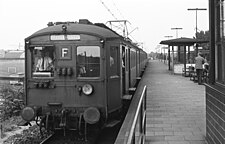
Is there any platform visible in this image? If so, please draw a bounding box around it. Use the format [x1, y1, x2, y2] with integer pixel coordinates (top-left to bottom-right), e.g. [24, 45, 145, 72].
[145, 60, 206, 144]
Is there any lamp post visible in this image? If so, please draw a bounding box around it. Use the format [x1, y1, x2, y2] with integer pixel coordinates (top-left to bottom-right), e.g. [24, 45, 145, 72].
[171, 28, 182, 38]
[187, 8, 207, 55]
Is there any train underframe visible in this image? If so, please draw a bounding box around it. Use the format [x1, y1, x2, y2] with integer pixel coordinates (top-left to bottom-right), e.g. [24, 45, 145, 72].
[34, 105, 104, 141]
[33, 104, 125, 142]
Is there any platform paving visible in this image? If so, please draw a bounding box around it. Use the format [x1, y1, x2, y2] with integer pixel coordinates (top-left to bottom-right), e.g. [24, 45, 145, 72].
[145, 60, 206, 144]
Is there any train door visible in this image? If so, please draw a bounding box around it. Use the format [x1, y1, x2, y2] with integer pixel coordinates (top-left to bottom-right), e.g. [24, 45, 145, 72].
[107, 45, 121, 112]
[122, 46, 126, 94]
[121, 45, 130, 94]
[125, 48, 130, 93]
[136, 50, 140, 77]
[128, 49, 131, 88]
[138, 50, 141, 76]
[55, 45, 76, 105]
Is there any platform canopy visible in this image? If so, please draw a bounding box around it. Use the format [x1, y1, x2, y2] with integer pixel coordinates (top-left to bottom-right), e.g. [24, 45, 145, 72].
[160, 37, 208, 46]
[159, 37, 209, 75]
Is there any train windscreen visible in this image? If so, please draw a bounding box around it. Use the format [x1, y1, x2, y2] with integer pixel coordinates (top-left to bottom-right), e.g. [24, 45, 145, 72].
[77, 46, 100, 77]
[32, 46, 54, 78]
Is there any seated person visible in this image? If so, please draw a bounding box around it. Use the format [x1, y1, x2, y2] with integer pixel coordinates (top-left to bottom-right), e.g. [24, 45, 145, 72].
[36, 51, 53, 72]
[77, 65, 86, 77]
[110, 56, 114, 67]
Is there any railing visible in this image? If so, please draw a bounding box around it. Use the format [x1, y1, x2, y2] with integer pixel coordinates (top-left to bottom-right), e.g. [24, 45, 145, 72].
[127, 85, 146, 144]
[115, 85, 147, 144]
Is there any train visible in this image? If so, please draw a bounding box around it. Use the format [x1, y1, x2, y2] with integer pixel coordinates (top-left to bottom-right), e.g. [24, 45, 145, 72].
[21, 19, 148, 141]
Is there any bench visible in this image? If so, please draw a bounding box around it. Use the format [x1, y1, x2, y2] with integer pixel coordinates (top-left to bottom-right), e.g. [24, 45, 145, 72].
[190, 69, 209, 83]
[189, 67, 197, 82]
[202, 70, 209, 83]
[182, 66, 195, 77]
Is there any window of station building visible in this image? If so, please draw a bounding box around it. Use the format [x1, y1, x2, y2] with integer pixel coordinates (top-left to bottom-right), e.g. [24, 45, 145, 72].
[109, 46, 119, 76]
[77, 46, 100, 77]
[216, 0, 225, 84]
[32, 47, 55, 78]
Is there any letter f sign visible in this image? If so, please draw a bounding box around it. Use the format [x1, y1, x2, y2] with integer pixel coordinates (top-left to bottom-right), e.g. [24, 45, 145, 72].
[62, 48, 68, 57]
[61, 47, 71, 59]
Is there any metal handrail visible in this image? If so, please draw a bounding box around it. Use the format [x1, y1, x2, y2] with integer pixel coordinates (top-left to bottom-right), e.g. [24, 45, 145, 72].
[127, 85, 147, 144]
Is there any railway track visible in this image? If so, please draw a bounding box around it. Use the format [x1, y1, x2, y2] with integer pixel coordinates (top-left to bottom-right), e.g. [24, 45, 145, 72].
[40, 131, 91, 144]
[39, 122, 122, 144]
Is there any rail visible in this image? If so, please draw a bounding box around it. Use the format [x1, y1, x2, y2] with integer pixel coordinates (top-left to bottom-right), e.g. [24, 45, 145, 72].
[115, 85, 147, 144]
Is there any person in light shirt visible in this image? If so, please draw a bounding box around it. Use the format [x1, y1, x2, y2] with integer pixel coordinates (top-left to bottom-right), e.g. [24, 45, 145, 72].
[36, 51, 53, 72]
[195, 52, 206, 85]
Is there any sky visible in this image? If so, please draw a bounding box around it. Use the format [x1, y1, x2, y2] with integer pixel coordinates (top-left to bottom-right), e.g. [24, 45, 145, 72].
[0, 0, 208, 53]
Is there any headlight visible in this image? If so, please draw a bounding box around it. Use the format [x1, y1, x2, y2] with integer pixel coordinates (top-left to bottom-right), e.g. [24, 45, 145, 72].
[82, 84, 93, 95]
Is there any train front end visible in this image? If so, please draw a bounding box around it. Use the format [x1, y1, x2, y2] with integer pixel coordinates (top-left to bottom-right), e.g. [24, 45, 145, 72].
[21, 21, 117, 135]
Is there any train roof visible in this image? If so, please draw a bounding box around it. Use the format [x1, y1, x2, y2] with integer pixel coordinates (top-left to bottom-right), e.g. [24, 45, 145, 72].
[26, 20, 121, 40]
[25, 19, 145, 51]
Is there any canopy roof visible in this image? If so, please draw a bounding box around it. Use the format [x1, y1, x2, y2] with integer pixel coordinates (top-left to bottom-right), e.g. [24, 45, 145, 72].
[160, 37, 208, 46]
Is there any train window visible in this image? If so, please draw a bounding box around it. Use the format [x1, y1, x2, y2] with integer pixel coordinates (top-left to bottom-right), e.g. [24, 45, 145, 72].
[77, 46, 100, 77]
[130, 49, 136, 68]
[109, 46, 118, 76]
[32, 47, 55, 78]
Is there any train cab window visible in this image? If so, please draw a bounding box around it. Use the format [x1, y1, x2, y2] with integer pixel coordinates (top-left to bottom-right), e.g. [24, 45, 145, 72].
[32, 47, 54, 78]
[77, 46, 100, 77]
[109, 46, 118, 76]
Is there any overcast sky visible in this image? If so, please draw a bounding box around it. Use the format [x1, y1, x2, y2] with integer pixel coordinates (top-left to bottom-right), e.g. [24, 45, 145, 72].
[0, 0, 208, 53]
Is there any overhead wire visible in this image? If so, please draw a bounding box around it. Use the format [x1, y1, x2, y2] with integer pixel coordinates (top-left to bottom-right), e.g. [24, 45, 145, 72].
[111, 0, 125, 20]
[110, 0, 140, 42]
[99, 0, 140, 45]
[99, 0, 118, 20]
[99, 0, 126, 34]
